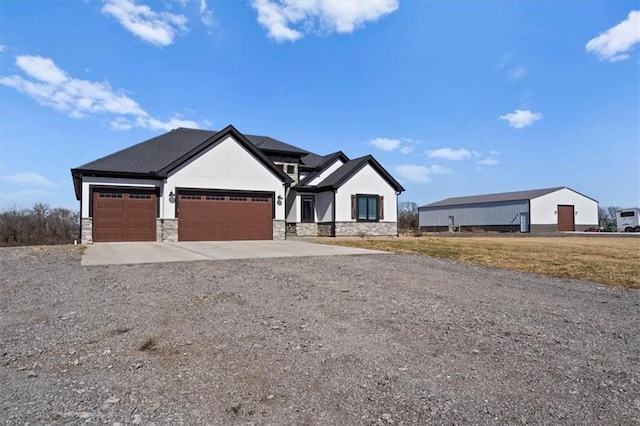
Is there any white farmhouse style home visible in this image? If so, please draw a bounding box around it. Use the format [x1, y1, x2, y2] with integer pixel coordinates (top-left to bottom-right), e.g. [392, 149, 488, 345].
[71, 125, 404, 243]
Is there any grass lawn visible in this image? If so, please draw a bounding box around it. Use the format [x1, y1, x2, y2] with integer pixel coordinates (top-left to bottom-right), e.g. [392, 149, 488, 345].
[324, 235, 640, 289]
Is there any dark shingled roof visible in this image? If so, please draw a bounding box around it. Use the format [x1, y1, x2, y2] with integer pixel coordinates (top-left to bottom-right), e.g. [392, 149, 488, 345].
[245, 135, 308, 155]
[297, 155, 404, 192]
[71, 125, 296, 199]
[297, 152, 349, 186]
[75, 127, 308, 174]
[419, 187, 570, 208]
[77, 128, 217, 173]
[300, 152, 326, 169]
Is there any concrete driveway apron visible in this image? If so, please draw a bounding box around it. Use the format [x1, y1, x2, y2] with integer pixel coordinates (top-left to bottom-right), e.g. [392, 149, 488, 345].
[81, 240, 388, 266]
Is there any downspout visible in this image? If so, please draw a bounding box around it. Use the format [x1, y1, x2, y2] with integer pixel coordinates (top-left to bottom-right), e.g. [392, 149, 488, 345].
[396, 191, 400, 237]
[331, 189, 336, 237]
[78, 194, 82, 244]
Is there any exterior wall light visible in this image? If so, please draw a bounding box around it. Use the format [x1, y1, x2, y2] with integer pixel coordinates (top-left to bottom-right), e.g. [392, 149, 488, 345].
[277, 195, 283, 205]
[168, 191, 176, 203]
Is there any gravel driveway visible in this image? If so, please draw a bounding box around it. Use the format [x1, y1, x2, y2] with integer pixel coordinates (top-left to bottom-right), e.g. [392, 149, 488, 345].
[1, 245, 639, 425]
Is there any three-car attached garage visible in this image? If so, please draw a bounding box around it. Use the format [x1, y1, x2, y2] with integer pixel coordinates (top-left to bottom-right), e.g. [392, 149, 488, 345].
[90, 188, 274, 242]
[74, 126, 291, 243]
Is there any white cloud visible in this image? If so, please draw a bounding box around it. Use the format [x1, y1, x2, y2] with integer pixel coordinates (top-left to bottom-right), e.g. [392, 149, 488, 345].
[200, 0, 214, 28]
[395, 164, 451, 184]
[586, 10, 640, 62]
[102, 0, 188, 47]
[395, 165, 431, 184]
[4, 172, 58, 189]
[427, 147, 472, 161]
[0, 45, 5, 52]
[370, 137, 416, 153]
[430, 165, 452, 174]
[499, 109, 542, 129]
[370, 137, 401, 152]
[477, 151, 499, 166]
[16, 55, 68, 84]
[0, 189, 58, 205]
[251, 0, 399, 42]
[508, 66, 527, 80]
[1, 55, 200, 131]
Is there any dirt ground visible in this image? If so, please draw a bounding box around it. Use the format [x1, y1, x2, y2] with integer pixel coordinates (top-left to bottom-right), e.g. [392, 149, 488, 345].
[1, 245, 639, 425]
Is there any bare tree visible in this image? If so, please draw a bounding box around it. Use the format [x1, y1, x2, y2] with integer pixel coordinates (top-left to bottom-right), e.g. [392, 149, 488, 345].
[598, 206, 620, 229]
[0, 204, 79, 246]
[398, 201, 419, 231]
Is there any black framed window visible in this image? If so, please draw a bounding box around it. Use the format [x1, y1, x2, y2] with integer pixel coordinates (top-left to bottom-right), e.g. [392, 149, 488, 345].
[357, 195, 378, 222]
[301, 196, 314, 223]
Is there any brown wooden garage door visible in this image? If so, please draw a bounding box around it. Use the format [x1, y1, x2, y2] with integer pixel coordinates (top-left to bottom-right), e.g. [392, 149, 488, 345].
[557, 204, 575, 231]
[178, 192, 272, 241]
[92, 189, 157, 242]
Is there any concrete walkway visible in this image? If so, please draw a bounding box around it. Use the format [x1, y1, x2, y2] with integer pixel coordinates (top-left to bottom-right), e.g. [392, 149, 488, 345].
[81, 240, 388, 266]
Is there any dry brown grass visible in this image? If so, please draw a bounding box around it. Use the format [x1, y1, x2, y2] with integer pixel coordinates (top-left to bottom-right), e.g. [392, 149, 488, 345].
[324, 236, 640, 289]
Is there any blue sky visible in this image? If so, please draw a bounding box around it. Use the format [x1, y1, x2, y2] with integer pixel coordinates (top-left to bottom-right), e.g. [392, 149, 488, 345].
[1, 0, 638, 211]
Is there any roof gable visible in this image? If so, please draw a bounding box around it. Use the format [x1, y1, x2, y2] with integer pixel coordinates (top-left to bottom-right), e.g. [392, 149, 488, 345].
[313, 155, 404, 192]
[297, 151, 349, 186]
[71, 125, 293, 200]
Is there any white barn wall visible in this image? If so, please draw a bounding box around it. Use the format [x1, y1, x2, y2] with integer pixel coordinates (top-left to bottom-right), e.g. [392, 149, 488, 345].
[165, 136, 286, 220]
[531, 188, 598, 226]
[335, 164, 398, 222]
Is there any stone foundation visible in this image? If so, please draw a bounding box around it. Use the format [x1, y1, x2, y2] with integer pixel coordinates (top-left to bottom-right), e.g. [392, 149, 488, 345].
[335, 221, 398, 237]
[296, 222, 318, 237]
[273, 220, 286, 240]
[81, 218, 93, 244]
[286, 223, 297, 237]
[159, 219, 178, 242]
[317, 222, 333, 237]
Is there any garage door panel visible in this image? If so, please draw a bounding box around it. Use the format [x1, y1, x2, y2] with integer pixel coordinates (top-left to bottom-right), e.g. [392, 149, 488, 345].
[93, 189, 157, 242]
[178, 192, 272, 241]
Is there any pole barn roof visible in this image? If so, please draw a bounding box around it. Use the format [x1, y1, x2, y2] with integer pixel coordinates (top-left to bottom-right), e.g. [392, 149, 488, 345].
[419, 186, 597, 209]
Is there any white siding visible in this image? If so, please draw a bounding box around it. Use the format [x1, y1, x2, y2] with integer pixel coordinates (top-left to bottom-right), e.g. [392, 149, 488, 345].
[531, 188, 598, 225]
[316, 191, 334, 222]
[286, 190, 298, 222]
[81, 176, 159, 217]
[165, 135, 286, 220]
[307, 159, 345, 186]
[334, 164, 398, 222]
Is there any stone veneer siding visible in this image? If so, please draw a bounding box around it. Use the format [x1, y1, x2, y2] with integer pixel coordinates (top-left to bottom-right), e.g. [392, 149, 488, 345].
[296, 222, 318, 237]
[273, 220, 286, 240]
[335, 221, 398, 237]
[317, 222, 333, 237]
[81, 218, 93, 244]
[159, 219, 178, 242]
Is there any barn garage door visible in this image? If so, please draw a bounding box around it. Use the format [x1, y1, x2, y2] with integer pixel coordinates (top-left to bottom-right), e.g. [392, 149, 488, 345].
[92, 188, 157, 242]
[178, 191, 273, 241]
[557, 205, 575, 231]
